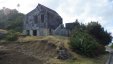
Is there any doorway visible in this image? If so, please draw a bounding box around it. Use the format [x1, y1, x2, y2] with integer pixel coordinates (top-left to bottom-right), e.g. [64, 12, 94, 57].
[33, 30, 37, 36]
[26, 30, 30, 35]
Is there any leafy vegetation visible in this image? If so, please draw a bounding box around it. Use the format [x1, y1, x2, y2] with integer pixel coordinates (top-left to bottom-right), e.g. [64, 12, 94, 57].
[5, 30, 20, 41]
[110, 43, 113, 48]
[0, 29, 7, 40]
[0, 8, 25, 32]
[70, 30, 105, 57]
[69, 21, 111, 57]
[87, 22, 112, 46]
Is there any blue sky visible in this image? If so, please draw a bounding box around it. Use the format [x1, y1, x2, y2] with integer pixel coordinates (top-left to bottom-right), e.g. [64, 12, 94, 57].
[0, 0, 113, 36]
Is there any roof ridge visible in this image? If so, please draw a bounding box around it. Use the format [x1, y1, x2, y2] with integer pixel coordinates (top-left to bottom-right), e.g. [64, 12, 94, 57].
[37, 3, 58, 14]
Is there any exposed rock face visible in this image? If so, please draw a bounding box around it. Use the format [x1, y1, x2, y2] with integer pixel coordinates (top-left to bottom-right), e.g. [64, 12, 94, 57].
[57, 47, 71, 60]
[56, 42, 71, 60]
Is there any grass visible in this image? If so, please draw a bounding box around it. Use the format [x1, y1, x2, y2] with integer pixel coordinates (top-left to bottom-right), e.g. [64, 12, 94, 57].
[1, 35, 109, 64]
[0, 29, 8, 33]
[17, 36, 69, 46]
[49, 54, 108, 64]
[16, 35, 109, 64]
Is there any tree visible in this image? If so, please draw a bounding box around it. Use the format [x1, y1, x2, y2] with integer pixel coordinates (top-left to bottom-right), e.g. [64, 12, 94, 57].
[6, 13, 24, 32]
[0, 8, 25, 32]
[69, 30, 105, 57]
[86, 22, 112, 45]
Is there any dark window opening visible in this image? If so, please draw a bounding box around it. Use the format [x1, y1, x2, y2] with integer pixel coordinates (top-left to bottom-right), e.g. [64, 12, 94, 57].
[26, 30, 30, 35]
[34, 15, 38, 23]
[33, 30, 37, 36]
[41, 14, 44, 22]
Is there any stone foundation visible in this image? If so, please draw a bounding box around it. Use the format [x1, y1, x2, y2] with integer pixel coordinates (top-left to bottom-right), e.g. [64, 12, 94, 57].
[23, 28, 49, 36]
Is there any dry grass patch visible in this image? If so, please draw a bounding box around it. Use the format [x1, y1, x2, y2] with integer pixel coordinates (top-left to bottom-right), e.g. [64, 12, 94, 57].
[17, 36, 69, 47]
[48, 53, 108, 64]
[18, 36, 45, 42]
[10, 36, 109, 64]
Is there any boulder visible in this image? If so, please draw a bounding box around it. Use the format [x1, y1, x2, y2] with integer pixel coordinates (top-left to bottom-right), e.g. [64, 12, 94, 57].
[57, 46, 71, 60]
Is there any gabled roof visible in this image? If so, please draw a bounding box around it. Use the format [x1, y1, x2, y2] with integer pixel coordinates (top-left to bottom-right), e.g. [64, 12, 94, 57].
[26, 3, 60, 17]
[38, 4, 58, 15]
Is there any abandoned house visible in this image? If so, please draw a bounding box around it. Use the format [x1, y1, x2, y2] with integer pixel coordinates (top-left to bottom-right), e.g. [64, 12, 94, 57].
[23, 4, 75, 36]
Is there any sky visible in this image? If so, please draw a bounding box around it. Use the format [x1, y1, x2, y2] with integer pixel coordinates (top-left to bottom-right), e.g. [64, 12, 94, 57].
[0, 0, 113, 36]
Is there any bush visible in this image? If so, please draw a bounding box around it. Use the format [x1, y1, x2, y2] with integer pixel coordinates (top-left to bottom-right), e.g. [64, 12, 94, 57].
[111, 43, 113, 48]
[69, 30, 105, 57]
[0, 29, 8, 40]
[5, 30, 19, 41]
[87, 22, 112, 46]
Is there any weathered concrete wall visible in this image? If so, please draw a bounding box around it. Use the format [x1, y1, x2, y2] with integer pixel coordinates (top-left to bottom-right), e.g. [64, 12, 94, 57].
[23, 4, 63, 36]
[53, 24, 69, 36]
[23, 28, 49, 36]
[24, 4, 62, 30]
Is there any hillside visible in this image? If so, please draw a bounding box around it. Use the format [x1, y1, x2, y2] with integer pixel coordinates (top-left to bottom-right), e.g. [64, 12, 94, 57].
[0, 8, 25, 32]
[0, 36, 108, 64]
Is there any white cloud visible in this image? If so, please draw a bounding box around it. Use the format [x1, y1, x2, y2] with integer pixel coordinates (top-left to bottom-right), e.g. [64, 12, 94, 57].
[55, 0, 113, 35]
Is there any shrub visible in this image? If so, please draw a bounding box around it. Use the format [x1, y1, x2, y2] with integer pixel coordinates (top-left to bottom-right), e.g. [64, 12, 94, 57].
[69, 30, 105, 57]
[0, 29, 8, 40]
[87, 22, 112, 46]
[111, 43, 113, 48]
[5, 30, 19, 41]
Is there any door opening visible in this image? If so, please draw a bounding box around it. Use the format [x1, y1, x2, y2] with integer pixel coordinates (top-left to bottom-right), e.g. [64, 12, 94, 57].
[33, 30, 37, 36]
[26, 30, 30, 35]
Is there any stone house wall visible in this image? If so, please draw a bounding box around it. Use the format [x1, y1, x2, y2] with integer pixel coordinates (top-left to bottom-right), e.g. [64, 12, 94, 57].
[23, 4, 63, 36]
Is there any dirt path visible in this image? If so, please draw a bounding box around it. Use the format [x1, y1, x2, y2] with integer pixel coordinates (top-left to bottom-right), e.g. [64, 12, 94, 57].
[0, 45, 43, 64]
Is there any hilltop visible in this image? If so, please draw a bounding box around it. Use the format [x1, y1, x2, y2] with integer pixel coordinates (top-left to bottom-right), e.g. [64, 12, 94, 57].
[0, 36, 108, 64]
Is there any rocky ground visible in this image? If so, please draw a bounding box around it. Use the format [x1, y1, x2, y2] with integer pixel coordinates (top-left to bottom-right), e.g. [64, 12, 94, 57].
[0, 45, 43, 64]
[0, 39, 62, 64]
